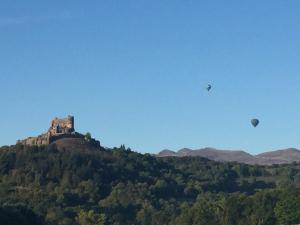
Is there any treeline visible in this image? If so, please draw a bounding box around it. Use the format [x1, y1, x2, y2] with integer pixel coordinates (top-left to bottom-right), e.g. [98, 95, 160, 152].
[0, 144, 300, 225]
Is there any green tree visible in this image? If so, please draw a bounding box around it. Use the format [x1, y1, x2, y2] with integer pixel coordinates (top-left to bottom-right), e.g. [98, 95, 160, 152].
[275, 188, 300, 225]
[248, 191, 277, 225]
[46, 207, 65, 224]
[76, 209, 105, 225]
[85, 132, 92, 140]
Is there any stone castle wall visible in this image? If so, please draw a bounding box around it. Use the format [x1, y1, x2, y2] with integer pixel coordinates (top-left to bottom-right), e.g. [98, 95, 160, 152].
[49, 132, 84, 143]
[18, 134, 49, 146]
[18, 115, 77, 146]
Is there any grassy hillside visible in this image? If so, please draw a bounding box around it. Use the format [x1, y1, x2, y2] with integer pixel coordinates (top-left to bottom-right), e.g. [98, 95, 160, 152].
[0, 143, 300, 225]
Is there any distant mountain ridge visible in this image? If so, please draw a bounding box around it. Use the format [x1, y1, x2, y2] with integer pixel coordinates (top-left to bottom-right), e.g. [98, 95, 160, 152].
[157, 147, 300, 165]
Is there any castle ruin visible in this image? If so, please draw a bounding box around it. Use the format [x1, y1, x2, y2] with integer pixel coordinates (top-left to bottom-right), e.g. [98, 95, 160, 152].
[17, 115, 79, 146]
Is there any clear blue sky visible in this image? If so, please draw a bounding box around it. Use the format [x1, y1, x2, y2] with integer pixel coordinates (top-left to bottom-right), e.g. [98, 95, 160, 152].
[1, 1, 300, 154]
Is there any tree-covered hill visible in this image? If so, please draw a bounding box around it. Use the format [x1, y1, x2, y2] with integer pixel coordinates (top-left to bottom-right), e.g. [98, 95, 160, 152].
[0, 143, 300, 225]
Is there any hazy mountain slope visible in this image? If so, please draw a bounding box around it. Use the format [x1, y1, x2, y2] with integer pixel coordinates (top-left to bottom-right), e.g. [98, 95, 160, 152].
[157, 149, 177, 157]
[157, 147, 300, 165]
[255, 148, 300, 165]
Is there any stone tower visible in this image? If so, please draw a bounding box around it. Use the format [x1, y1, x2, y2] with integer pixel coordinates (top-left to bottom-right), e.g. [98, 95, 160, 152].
[48, 115, 75, 136]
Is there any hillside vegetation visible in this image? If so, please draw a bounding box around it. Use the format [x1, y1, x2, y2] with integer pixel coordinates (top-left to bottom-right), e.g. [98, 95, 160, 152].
[0, 143, 300, 225]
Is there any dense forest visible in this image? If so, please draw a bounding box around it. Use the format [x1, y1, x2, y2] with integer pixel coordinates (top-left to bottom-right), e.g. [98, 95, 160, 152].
[0, 143, 300, 225]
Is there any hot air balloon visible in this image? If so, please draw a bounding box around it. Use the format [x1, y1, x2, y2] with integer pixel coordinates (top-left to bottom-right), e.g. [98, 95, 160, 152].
[206, 84, 212, 91]
[251, 119, 259, 127]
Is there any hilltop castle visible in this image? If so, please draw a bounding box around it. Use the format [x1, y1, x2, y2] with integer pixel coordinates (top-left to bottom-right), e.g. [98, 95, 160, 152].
[18, 115, 85, 146]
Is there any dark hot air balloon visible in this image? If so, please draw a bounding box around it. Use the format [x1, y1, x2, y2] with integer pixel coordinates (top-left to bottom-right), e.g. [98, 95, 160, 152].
[251, 119, 259, 127]
[206, 84, 212, 91]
